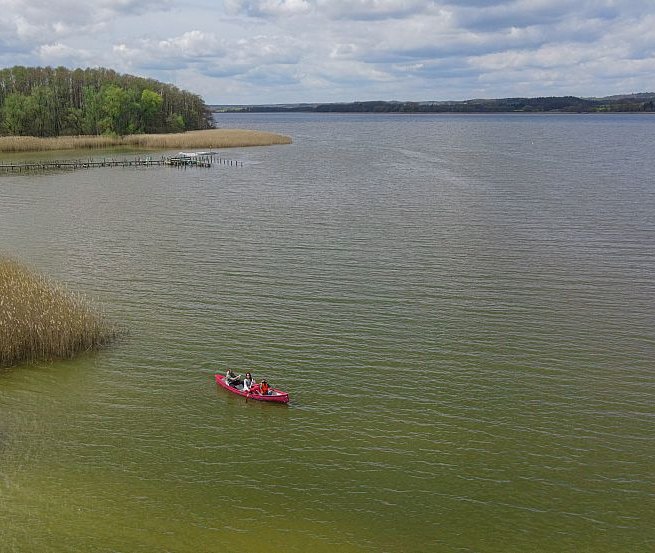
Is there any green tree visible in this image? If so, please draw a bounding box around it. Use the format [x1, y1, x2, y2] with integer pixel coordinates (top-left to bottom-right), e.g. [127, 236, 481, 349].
[29, 86, 58, 136]
[81, 86, 102, 135]
[2, 93, 34, 135]
[100, 84, 140, 135]
[166, 113, 185, 132]
[140, 89, 163, 132]
[64, 107, 84, 135]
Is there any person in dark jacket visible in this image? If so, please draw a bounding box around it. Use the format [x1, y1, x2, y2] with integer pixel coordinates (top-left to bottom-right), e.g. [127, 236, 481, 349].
[225, 369, 241, 387]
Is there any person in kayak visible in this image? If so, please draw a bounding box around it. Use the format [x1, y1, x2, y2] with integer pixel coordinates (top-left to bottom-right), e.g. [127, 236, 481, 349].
[243, 372, 256, 392]
[259, 380, 271, 395]
[225, 369, 241, 387]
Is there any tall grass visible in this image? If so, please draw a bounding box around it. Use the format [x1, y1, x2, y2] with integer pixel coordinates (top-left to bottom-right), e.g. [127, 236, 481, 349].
[0, 259, 120, 368]
[0, 129, 292, 153]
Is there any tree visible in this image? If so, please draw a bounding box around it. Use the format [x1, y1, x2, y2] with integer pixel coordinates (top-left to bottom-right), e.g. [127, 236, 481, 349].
[140, 89, 163, 132]
[64, 107, 84, 135]
[99, 85, 134, 135]
[29, 86, 58, 136]
[81, 86, 102, 135]
[2, 93, 34, 135]
[166, 113, 185, 132]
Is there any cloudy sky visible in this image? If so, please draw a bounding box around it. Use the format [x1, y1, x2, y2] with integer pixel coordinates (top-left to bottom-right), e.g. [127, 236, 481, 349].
[0, 0, 653, 104]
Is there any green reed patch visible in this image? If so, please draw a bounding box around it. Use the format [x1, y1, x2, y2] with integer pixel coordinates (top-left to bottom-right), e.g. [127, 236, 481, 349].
[0, 259, 120, 367]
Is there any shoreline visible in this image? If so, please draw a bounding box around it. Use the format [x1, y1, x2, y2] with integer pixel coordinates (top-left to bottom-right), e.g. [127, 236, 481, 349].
[0, 129, 292, 154]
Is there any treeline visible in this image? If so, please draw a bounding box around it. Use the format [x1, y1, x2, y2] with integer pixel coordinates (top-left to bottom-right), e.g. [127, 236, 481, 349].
[222, 94, 655, 114]
[0, 66, 213, 137]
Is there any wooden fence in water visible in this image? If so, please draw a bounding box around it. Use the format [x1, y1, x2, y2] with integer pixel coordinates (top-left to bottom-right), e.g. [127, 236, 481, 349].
[0, 152, 244, 173]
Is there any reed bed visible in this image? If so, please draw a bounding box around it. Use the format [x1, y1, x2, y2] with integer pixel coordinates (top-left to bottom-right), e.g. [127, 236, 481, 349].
[0, 129, 291, 153]
[0, 259, 120, 368]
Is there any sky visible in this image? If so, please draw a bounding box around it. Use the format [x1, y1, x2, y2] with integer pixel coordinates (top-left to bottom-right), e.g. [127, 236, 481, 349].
[0, 0, 653, 104]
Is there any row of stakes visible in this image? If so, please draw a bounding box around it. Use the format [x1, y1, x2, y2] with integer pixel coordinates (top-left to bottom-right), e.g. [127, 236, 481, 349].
[0, 154, 244, 172]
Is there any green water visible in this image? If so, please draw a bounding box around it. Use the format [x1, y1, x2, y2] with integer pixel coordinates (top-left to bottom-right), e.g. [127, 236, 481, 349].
[1, 113, 653, 552]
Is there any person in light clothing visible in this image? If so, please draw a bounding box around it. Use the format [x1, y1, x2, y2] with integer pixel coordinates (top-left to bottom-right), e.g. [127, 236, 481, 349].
[242, 372, 256, 392]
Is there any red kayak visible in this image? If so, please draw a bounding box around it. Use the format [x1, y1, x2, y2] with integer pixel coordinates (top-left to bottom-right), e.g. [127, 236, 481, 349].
[215, 373, 289, 404]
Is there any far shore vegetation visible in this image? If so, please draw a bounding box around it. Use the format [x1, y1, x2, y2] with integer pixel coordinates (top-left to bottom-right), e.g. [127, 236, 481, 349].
[0, 258, 120, 368]
[0, 129, 291, 153]
[215, 93, 655, 114]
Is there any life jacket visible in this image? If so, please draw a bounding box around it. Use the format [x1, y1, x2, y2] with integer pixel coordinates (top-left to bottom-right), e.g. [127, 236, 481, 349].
[260, 382, 270, 395]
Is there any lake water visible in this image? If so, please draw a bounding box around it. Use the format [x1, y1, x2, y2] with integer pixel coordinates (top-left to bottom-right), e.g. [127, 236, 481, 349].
[1, 113, 654, 552]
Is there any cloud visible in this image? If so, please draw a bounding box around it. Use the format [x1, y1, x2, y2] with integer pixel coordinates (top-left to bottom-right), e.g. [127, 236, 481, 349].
[114, 30, 303, 80]
[100, 0, 173, 16]
[37, 42, 92, 65]
[0, 0, 172, 44]
[239, 64, 302, 86]
[462, 7, 655, 97]
[316, 0, 433, 21]
[226, 0, 434, 20]
[224, 0, 312, 18]
[113, 30, 225, 72]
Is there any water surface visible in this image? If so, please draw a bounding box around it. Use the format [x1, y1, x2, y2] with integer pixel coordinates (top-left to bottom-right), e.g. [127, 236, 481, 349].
[1, 113, 653, 552]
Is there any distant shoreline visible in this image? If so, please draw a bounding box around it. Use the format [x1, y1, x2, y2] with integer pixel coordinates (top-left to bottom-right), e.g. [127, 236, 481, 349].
[214, 110, 655, 116]
[0, 129, 292, 154]
[211, 93, 655, 114]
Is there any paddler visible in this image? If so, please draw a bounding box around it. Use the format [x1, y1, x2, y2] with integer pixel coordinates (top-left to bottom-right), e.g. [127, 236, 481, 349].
[243, 372, 256, 392]
[225, 369, 241, 387]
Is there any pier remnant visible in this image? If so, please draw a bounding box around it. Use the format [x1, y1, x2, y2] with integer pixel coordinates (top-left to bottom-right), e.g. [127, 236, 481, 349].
[0, 152, 244, 174]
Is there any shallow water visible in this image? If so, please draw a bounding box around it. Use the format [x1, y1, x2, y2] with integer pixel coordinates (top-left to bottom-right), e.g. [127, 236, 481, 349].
[1, 113, 654, 552]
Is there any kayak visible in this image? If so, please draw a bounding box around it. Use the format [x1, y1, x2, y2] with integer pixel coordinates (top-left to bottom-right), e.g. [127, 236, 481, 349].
[215, 373, 289, 404]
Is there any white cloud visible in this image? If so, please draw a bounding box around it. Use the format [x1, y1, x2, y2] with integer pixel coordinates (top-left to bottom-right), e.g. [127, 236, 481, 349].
[317, 0, 433, 20]
[113, 30, 225, 72]
[0, 0, 172, 44]
[225, 0, 433, 20]
[37, 42, 91, 65]
[113, 29, 303, 81]
[224, 0, 312, 17]
[155, 30, 222, 58]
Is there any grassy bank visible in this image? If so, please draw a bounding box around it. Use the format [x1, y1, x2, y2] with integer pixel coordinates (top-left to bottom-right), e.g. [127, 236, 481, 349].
[0, 259, 120, 368]
[0, 129, 292, 153]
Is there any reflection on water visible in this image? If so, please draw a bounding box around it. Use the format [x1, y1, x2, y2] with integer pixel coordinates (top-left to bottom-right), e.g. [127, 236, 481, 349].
[0, 113, 653, 552]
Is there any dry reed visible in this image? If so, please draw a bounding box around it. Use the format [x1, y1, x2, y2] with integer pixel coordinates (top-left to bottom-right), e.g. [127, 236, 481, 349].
[0, 258, 120, 368]
[0, 129, 291, 153]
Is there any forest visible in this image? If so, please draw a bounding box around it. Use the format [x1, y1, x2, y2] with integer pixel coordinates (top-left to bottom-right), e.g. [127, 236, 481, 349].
[0, 66, 213, 137]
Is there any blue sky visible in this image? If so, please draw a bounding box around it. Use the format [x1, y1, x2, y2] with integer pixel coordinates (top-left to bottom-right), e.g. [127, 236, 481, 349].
[0, 0, 653, 104]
